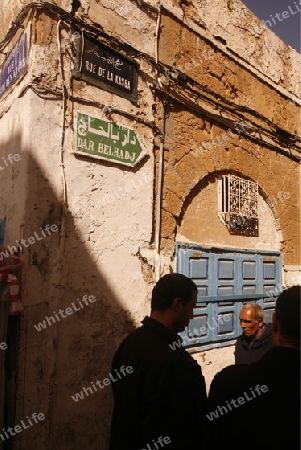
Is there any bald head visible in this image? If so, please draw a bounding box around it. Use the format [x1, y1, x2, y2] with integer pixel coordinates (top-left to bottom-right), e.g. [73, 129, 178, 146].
[239, 303, 264, 339]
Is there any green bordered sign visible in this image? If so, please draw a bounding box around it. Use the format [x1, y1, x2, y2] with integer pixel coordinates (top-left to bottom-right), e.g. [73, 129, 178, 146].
[75, 112, 147, 167]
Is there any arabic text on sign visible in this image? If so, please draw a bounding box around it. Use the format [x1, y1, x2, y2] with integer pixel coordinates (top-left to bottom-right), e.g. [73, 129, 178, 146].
[78, 117, 137, 147]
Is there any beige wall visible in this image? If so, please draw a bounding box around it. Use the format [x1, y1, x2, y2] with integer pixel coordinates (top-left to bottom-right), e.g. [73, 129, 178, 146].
[192, 345, 235, 393]
[177, 176, 282, 251]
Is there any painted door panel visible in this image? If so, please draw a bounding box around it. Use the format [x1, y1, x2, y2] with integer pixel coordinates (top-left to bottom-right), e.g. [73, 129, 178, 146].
[176, 243, 281, 349]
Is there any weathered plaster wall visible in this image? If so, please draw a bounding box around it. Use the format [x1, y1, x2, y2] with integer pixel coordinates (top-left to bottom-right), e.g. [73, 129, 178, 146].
[0, 11, 155, 447]
[0, 98, 30, 244]
[1, 91, 154, 450]
[192, 345, 235, 393]
[160, 0, 301, 99]
[158, 11, 299, 135]
[284, 265, 301, 286]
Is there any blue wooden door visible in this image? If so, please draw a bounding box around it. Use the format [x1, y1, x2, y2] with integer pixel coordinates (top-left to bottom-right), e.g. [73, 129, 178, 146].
[176, 242, 282, 350]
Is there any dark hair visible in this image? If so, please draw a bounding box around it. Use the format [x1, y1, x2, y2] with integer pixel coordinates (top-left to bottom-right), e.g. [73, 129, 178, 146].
[275, 285, 300, 347]
[151, 273, 197, 311]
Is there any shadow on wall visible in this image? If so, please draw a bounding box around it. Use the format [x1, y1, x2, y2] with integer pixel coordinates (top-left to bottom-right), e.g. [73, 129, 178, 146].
[0, 133, 137, 450]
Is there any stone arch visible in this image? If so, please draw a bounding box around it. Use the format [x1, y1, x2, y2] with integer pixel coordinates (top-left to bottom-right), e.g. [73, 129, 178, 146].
[161, 141, 298, 266]
[176, 169, 282, 252]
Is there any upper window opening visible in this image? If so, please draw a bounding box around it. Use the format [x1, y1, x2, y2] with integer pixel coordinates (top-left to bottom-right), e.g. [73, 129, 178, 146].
[219, 175, 259, 236]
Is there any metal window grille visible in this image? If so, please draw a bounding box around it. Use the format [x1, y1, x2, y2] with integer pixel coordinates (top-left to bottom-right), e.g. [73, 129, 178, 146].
[219, 175, 259, 236]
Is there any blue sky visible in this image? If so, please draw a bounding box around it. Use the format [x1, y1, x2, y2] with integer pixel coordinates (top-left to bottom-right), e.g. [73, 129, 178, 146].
[241, 0, 301, 52]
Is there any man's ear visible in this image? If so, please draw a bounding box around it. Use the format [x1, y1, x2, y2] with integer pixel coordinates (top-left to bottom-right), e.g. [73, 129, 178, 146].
[172, 297, 182, 310]
[272, 312, 278, 333]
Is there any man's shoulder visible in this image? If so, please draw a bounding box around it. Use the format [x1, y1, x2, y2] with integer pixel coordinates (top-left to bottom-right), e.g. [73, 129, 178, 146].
[116, 323, 155, 349]
[258, 346, 300, 371]
[212, 347, 300, 390]
[210, 361, 267, 393]
[213, 363, 249, 383]
[120, 319, 169, 343]
[208, 364, 250, 403]
[235, 334, 244, 346]
[114, 319, 178, 360]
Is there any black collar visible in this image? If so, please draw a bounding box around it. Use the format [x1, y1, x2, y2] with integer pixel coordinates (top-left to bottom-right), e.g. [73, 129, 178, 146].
[141, 316, 182, 344]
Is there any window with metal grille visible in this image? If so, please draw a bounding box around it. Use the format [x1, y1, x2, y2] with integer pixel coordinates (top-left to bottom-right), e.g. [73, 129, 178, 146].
[176, 242, 282, 350]
[219, 175, 259, 236]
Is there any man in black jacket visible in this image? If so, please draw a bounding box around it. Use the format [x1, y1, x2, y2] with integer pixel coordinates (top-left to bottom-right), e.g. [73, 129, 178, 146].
[207, 286, 300, 450]
[235, 302, 274, 364]
[109, 273, 207, 450]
